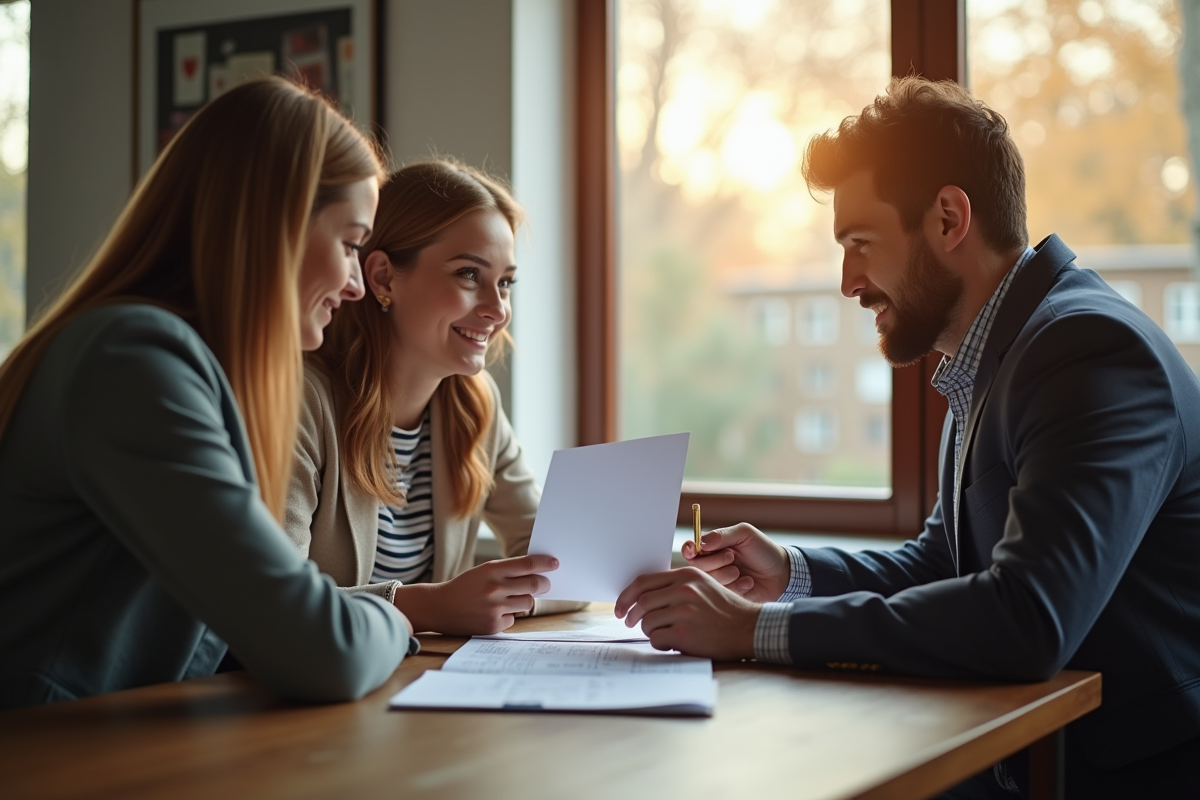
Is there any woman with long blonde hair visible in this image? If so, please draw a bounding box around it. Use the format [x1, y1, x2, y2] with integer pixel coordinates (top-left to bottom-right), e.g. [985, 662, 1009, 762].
[0, 78, 414, 710]
[287, 159, 582, 634]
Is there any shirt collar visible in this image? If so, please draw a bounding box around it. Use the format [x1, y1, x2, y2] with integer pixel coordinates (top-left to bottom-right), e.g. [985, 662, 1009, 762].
[932, 245, 1037, 395]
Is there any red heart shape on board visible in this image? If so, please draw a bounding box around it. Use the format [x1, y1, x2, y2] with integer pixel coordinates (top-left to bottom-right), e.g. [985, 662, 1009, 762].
[183, 57, 197, 79]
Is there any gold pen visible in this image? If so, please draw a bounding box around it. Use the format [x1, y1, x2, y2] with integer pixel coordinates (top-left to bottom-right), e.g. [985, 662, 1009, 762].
[692, 503, 702, 554]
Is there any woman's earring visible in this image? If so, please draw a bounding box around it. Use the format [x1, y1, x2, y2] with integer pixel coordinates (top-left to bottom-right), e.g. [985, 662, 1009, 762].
[377, 294, 392, 312]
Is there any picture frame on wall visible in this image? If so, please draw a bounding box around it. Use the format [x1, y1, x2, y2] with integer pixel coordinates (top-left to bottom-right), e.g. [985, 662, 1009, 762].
[136, 0, 377, 177]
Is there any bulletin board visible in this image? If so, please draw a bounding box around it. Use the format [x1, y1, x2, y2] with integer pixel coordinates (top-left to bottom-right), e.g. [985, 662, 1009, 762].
[136, 0, 377, 177]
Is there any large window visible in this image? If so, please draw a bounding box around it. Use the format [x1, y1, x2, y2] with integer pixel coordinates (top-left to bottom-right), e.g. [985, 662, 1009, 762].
[0, 1, 28, 362]
[616, 0, 892, 490]
[578, 1, 966, 534]
[968, 0, 1200, 372]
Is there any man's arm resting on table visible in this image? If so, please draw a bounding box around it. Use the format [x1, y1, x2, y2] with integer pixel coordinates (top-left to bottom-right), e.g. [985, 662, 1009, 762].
[754, 547, 812, 664]
[616, 539, 809, 660]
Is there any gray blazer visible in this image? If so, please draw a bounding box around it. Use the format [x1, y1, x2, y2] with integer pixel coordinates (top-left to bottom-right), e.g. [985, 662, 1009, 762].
[0, 304, 410, 710]
[285, 363, 584, 616]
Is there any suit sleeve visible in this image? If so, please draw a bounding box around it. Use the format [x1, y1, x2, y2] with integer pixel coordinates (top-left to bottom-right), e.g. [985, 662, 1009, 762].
[802, 475, 957, 597]
[784, 311, 1184, 681]
[64, 319, 408, 701]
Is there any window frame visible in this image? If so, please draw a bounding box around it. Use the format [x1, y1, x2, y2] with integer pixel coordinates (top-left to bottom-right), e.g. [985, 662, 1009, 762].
[1164, 282, 1200, 343]
[575, 0, 964, 536]
[796, 295, 840, 347]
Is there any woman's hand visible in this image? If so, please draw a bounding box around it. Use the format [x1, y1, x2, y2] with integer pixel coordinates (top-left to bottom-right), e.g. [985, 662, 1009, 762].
[393, 554, 559, 635]
[680, 522, 790, 603]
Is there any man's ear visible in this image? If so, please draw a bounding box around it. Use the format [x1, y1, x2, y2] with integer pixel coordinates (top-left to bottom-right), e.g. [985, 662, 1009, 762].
[929, 185, 971, 253]
[363, 250, 395, 300]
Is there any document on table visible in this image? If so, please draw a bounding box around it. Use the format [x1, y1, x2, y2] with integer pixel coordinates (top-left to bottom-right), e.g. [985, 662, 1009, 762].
[389, 672, 716, 716]
[527, 432, 690, 603]
[442, 639, 710, 676]
[474, 623, 648, 643]
[389, 639, 716, 716]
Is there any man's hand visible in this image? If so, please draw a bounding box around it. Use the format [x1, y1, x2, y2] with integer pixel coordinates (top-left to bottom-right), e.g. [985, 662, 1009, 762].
[613, 568, 761, 660]
[681, 522, 790, 602]
[394, 554, 558, 635]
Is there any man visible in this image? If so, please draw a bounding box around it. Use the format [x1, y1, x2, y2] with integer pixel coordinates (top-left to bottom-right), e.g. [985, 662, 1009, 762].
[615, 77, 1200, 798]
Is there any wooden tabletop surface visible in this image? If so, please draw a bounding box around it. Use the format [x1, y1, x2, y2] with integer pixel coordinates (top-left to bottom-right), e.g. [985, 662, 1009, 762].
[0, 605, 1101, 800]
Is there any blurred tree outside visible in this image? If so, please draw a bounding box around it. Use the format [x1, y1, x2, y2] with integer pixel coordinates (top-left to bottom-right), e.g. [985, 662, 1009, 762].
[620, 243, 776, 478]
[1182, 0, 1200, 277]
[969, 0, 1191, 247]
[0, 1, 29, 362]
[617, 0, 891, 483]
[620, 0, 1196, 485]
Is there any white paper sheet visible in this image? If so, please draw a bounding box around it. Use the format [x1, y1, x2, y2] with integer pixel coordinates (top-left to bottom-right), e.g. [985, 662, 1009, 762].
[474, 623, 648, 643]
[442, 639, 711, 676]
[389, 671, 717, 716]
[528, 432, 689, 602]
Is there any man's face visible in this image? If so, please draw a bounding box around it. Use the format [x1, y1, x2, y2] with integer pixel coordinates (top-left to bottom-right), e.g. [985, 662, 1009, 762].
[833, 170, 964, 366]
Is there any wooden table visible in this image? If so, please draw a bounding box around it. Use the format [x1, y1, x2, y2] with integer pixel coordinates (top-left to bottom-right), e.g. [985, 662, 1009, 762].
[0, 605, 1100, 800]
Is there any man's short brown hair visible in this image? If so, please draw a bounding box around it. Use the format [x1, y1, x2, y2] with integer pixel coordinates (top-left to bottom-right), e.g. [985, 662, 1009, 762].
[802, 76, 1028, 252]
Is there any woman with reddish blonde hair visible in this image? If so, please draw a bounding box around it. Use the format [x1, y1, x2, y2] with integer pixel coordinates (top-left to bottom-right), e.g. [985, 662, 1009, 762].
[0, 78, 414, 710]
[287, 159, 582, 634]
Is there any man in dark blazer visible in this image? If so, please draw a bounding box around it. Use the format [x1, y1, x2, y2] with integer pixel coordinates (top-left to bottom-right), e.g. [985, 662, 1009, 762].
[616, 77, 1200, 798]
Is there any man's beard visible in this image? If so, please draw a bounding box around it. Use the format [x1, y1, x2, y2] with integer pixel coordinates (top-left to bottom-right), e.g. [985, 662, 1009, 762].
[864, 235, 964, 367]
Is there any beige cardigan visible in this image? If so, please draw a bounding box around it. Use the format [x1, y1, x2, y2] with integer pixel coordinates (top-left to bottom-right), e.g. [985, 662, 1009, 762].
[285, 363, 582, 616]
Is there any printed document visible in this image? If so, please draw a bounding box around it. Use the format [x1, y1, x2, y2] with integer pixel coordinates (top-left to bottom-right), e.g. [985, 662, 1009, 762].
[474, 622, 648, 643]
[389, 638, 715, 716]
[527, 432, 690, 602]
[390, 672, 716, 716]
[441, 639, 710, 676]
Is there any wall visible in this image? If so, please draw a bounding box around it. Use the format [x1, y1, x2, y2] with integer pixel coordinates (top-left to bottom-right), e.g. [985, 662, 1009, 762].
[27, 0, 133, 318]
[26, 0, 578, 479]
[381, 0, 516, 432]
[510, 0, 576, 484]
[382, 0, 512, 173]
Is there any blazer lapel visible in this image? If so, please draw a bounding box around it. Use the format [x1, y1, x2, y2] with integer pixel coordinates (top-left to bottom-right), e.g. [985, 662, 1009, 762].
[343, 468, 377, 584]
[938, 410, 960, 574]
[952, 234, 1077, 543]
[330, 381, 379, 586]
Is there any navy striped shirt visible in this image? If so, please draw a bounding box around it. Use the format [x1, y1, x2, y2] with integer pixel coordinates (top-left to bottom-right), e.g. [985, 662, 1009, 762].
[371, 412, 434, 584]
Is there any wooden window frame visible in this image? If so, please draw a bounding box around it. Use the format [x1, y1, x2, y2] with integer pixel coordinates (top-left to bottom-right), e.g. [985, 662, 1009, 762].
[576, 0, 964, 536]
